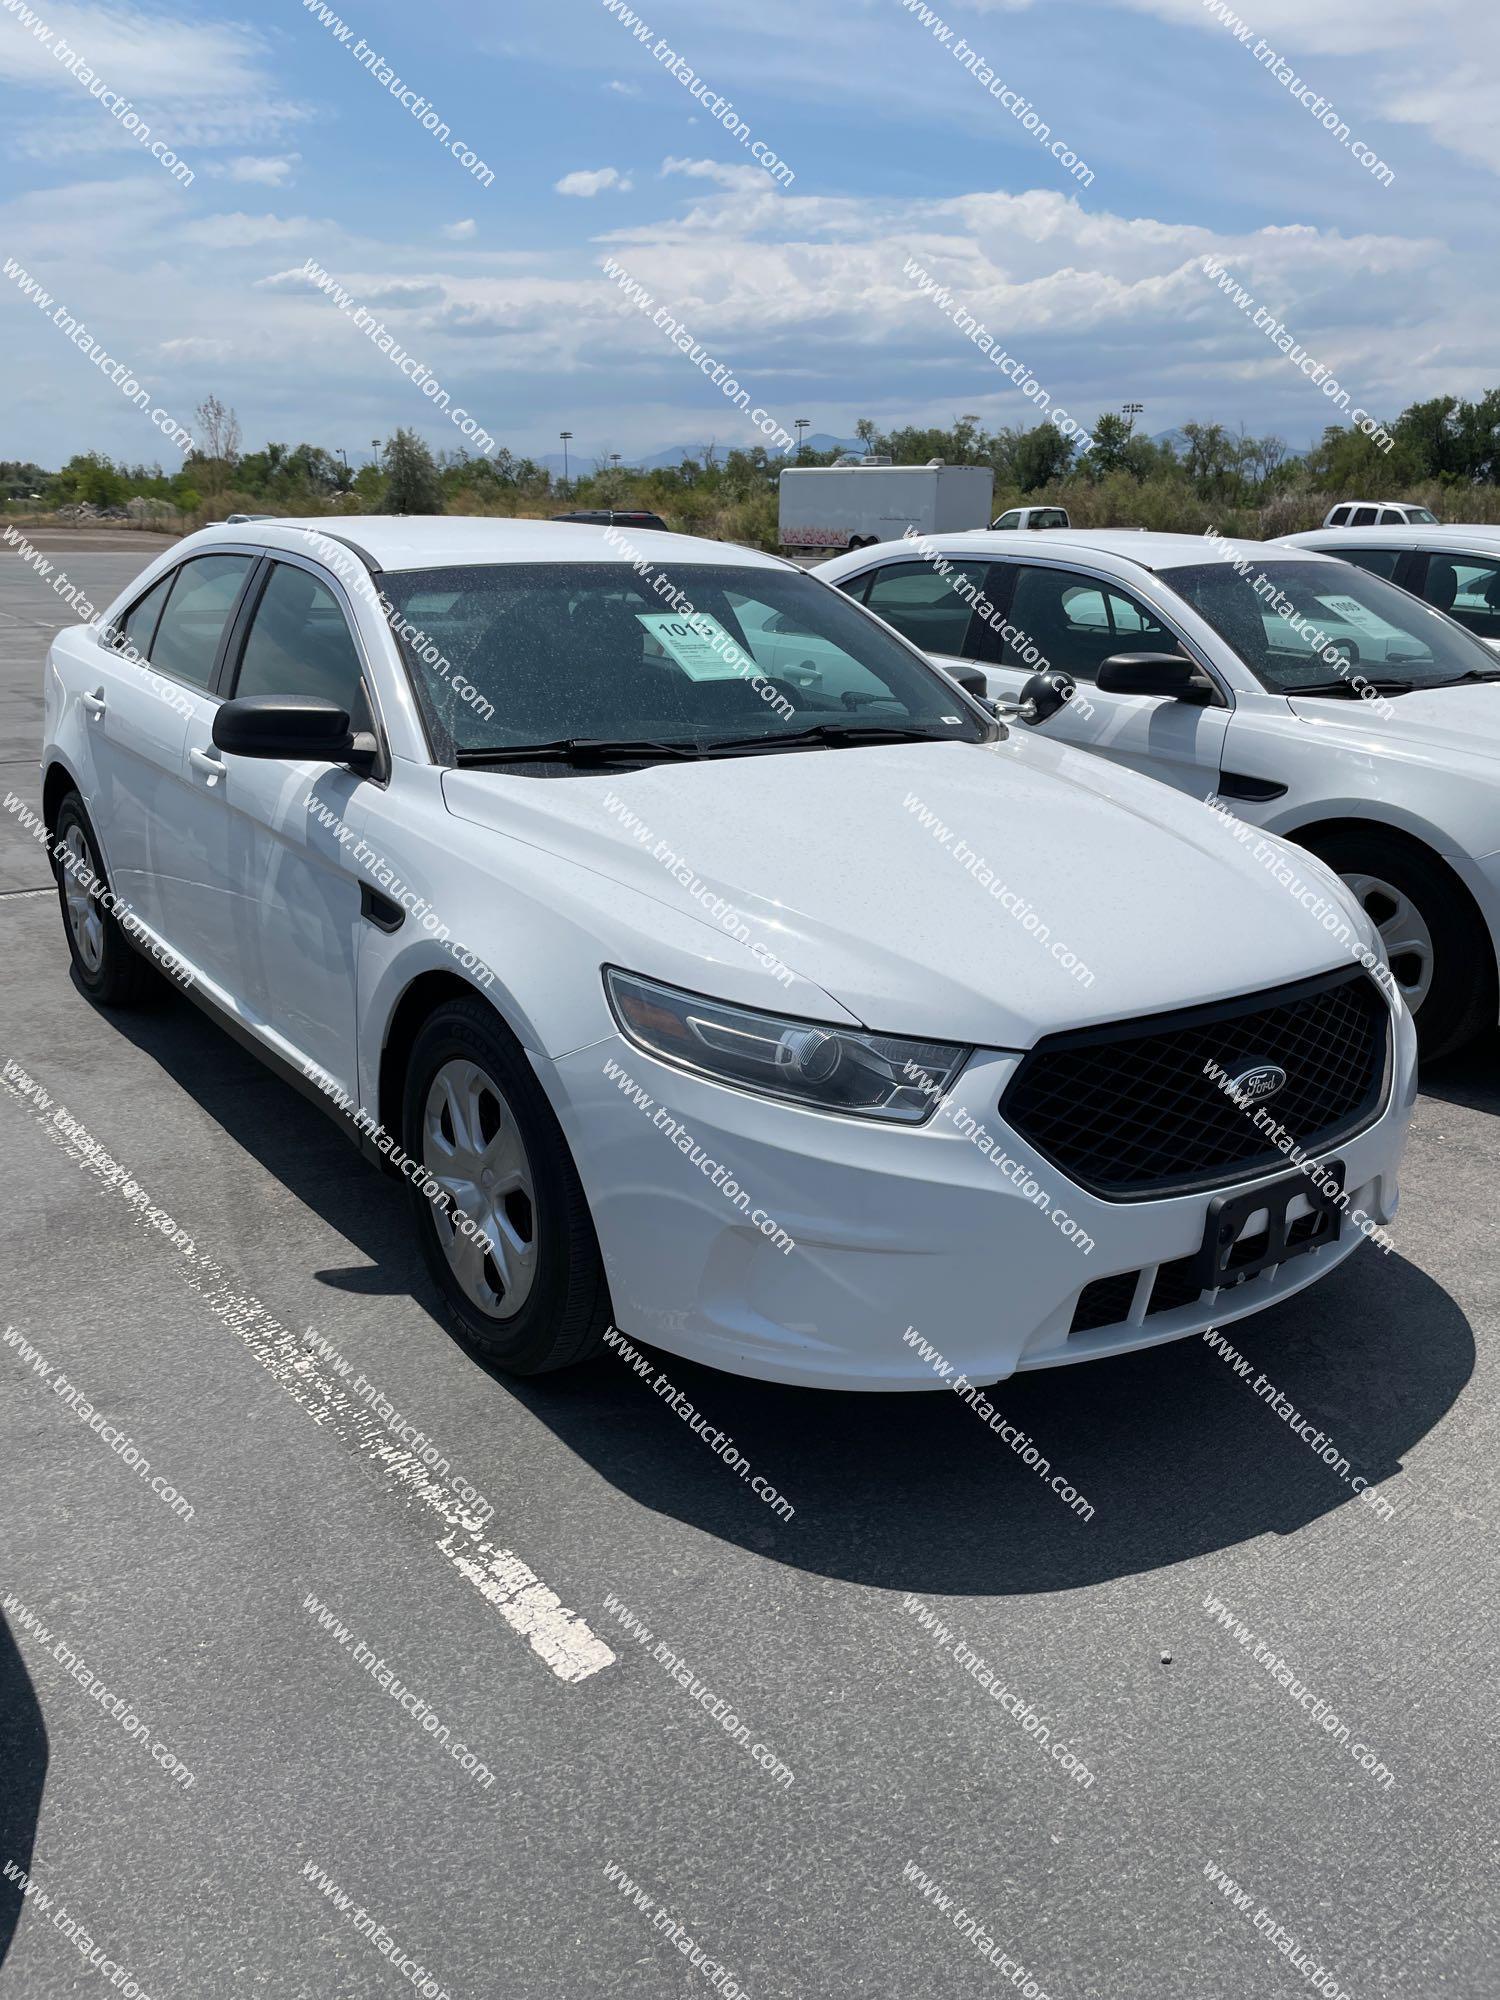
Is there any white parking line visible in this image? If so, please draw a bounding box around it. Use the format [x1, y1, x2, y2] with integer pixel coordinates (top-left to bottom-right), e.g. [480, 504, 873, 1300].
[1, 1060, 617, 1685]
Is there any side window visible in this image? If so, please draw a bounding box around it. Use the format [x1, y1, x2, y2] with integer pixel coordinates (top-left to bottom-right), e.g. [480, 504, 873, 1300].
[833, 570, 876, 604]
[993, 512, 1022, 530]
[1327, 507, 1351, 526]
[1332, 547, 1403, 580]
[1378, 509, 1406, 526]
[1006, 566, 1178, 683]
[147, 554, 254, 690]
[861, 560, 990, 657]
[1424, 554, 1500, 638]
[1349, 507, 1379, 527]
[233, 563, 373, 728]
[114, 573, 174, 658]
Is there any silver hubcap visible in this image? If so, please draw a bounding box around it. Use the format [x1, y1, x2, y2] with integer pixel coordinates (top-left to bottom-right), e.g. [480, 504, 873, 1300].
[1342, 870, 1436, 1014]
[421, 1058, 538, 1319]
[61, 823, 105, 974]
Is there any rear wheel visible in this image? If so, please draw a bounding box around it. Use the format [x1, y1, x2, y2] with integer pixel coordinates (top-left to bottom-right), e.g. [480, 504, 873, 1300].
[1303, 828, 1494, 1059]
[52, 790, 155, 1008]
[402, 995, 611, 1373]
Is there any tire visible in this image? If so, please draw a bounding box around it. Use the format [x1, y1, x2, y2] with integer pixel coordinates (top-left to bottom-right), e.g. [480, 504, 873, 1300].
[401, 995, 612, 1374]
[1302, 827, 1495, 1059]
[52, 790, 156, 1008]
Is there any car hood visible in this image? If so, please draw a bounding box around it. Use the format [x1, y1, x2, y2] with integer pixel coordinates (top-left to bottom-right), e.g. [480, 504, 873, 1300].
[441, 740, 1361, 1048]
[1287, 681, 1500, 763]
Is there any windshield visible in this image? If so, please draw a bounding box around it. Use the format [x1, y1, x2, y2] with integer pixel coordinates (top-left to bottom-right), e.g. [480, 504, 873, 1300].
[380, 561, 989, 757]
[1407, 508, 1438, 525]
[1166, 558, 1500, 694]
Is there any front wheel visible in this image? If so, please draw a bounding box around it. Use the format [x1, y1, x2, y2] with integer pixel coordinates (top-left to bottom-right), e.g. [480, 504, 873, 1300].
[1305, 829, 1494, 1059]
[402, 996, 612, 1374]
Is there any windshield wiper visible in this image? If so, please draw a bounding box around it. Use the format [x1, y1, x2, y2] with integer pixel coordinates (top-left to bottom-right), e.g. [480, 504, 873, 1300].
[1288, 677, 1429, 698]
[453, 737, 706, 766]
[699, 722, 966, 756]
[1425, 667, 1500, 686]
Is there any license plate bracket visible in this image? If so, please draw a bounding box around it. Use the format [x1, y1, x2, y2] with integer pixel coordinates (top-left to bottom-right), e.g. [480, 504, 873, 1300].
[1188, 1161, 1345, 1293]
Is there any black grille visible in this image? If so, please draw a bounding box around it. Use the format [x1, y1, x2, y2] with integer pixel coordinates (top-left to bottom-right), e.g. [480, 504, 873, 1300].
[1001, 968, 1390, 1201]
[1070, 1271, 1141, 1334]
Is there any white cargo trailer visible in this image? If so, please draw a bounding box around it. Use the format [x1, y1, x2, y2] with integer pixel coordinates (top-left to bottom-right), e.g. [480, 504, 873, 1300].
[778, 463, 995, 553]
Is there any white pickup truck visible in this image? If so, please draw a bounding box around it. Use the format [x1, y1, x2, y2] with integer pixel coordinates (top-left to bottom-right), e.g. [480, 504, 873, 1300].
[778, 462, 994, 553]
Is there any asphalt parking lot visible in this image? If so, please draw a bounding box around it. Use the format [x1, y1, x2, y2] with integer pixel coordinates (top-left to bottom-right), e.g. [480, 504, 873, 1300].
[2, 534, 1497, 1999]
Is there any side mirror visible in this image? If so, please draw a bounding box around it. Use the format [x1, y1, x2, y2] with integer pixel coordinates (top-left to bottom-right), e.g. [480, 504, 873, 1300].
[1096, 652, 1214, 703]
[1017, 669, 1076, 725]
[212, 694, 377, 772]
[940, 661, 989, 701]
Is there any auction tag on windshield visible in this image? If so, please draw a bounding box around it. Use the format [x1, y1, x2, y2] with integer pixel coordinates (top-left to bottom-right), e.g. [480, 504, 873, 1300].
[1317, 594, 1401, 637]
[637, 611, 756, 681]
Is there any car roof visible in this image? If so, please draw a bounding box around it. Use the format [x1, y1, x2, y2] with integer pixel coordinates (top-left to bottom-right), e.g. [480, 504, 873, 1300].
[184, 514, 790, 575]
[846, 528, 1337, 573]
[1282, 524, 1500, 550]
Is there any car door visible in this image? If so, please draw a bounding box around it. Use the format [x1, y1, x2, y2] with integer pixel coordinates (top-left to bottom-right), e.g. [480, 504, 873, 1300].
[92, 552, 257, 950]
[183, 556, 378, 1094]
[978, 560, 1231, 797]
[76, 568, 185, 935]
[848, 557, 994, 691]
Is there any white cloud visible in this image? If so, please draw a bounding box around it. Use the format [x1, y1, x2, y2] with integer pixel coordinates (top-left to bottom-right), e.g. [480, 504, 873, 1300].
[555, 166, 635, 197]
[0, 1, 310, 144]
[606, 79, 641, 96]
[159, 336, 233, 360]
[224, 155, 300, 187]
[442, 219, 478, 240]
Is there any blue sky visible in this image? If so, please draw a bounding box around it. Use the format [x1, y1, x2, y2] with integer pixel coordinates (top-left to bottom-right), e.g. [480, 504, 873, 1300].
[1, 0, 1496, 471]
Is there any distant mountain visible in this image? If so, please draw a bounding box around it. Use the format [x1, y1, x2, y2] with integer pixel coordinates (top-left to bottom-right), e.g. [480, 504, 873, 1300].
[535, 432, 866, 477]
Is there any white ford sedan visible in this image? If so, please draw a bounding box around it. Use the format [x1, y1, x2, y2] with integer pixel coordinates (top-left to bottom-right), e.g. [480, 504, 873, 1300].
[42, 518, 1414, 1389]
[821, 529, 1500, 1057]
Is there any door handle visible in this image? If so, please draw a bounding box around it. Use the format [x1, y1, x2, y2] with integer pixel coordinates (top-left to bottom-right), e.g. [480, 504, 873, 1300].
[81, 688, 106, 716]
[189, 746, 224, 780]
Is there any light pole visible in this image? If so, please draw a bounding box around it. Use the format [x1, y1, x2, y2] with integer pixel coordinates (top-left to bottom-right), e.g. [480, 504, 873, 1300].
[1122, 402, 1144, 436]
[559, 430, 572, 489]
[370, 438, 382, 466]
[794, 418, 810, 461]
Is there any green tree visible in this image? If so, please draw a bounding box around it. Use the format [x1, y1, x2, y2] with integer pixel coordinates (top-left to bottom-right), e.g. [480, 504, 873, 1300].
[381, 429, 445, 514]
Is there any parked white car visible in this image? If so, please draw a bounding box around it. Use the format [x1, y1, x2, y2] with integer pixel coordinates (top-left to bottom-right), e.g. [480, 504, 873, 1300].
[1276, 523, 1500, 656]
[991, 507, 1070, 531]
[43, 519, 1413, 1389]
[821, 529, 1500, 1056]
[1322, 502, 1437, 529]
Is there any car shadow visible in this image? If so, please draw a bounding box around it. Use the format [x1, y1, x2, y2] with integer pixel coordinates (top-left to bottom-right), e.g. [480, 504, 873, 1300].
[1415, 1025, 1500, 1117]
[0, 1615, 48, 1971]
[102, 980, 1475, 1600]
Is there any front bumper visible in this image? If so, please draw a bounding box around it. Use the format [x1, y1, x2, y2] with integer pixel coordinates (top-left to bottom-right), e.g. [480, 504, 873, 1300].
[549, 996, 1418, 1392]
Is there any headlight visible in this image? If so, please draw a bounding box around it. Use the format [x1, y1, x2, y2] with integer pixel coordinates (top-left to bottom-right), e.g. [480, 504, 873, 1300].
[605, 969, 970, 1122]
